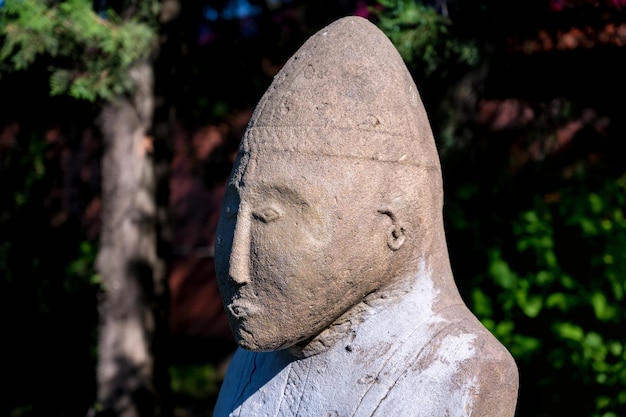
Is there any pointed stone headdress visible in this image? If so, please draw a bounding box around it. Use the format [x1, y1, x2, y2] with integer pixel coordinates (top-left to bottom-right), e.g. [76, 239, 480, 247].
[241, 16, 441, 171]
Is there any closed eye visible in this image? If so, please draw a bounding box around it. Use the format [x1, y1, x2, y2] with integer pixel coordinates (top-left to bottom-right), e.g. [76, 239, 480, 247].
[252, 206, 281, 223]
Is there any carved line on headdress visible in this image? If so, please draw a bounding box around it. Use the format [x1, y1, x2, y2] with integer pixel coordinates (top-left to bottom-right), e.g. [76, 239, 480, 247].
[239, 149, 440, 170]
[241, 126, 440, 169]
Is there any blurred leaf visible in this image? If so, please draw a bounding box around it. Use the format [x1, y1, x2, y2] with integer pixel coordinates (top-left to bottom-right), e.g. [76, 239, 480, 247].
[591, 292, 616, 322]
[555, 322, 584, 342]
[170, 364, 220, 399]
[488, 249, 517, 289]
[546, 292, 569, 311]
[472, 287, 493, 317]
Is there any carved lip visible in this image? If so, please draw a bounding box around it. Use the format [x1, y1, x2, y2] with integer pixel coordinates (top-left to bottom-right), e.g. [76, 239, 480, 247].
[228, 302, 258, 343]
[227, 299, 258, 320]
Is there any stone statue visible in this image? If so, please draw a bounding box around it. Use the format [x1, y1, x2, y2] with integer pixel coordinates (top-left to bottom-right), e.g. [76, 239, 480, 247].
[213, 16, 518, 417]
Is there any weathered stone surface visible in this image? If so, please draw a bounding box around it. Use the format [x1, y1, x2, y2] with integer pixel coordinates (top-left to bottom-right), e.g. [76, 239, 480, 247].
[213, 16, 518, 417]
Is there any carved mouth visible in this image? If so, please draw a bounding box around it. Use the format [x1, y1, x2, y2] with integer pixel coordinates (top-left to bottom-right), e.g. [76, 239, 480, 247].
[227, 303, 257, 347]
[227, 298, 259, 320]
[227, 303, 248, 319]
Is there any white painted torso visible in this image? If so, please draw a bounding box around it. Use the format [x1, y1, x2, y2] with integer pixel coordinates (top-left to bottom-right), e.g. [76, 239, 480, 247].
[214, 268, 507, 417]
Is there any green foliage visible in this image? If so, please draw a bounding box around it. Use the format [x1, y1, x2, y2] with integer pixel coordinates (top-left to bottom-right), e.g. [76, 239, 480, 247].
[0, 132, 100, 416]
[8, 130, 48, 210]
[465, 173, 626, 416]
[66, 240, 102, 292]
[169, 362, 224, 415]
[170, 364, 221, 400]
[0, 0, 158, 101]
[375, 0, 479, 75]
[376, 3, 626, 414]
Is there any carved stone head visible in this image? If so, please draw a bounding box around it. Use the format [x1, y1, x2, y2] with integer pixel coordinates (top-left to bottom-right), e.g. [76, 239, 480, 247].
[215, 16, 446, 352]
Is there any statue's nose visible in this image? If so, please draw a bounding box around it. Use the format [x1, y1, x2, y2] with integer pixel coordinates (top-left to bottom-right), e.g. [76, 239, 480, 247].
[229, 215, 251, 285]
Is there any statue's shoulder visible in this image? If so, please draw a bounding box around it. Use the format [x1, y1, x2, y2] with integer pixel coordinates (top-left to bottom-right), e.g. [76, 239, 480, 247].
[367, 307, 518, 417]
[454, 335, 519, 417]
[438, 310, 519, 417]
[452, 310, 519, 378]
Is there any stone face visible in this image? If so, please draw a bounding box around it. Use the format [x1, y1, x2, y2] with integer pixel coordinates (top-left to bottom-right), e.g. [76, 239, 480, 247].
[213, 16, 518, 417]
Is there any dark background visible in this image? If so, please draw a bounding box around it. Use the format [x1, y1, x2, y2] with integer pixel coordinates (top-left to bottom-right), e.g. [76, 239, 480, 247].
[1, 1, 625, 416]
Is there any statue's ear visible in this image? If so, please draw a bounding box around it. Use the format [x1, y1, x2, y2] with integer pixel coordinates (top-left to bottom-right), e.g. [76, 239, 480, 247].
[377, 207, 406, 251]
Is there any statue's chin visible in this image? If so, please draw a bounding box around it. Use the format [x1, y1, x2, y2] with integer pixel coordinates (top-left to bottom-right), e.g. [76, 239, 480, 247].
[235, 328, 296, 352]
[233, 328, 258, 351]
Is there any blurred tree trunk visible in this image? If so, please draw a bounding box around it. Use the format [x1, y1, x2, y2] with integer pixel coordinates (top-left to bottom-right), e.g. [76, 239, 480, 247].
[1, 1, 178, 415]
[96, 61, 168, 417]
